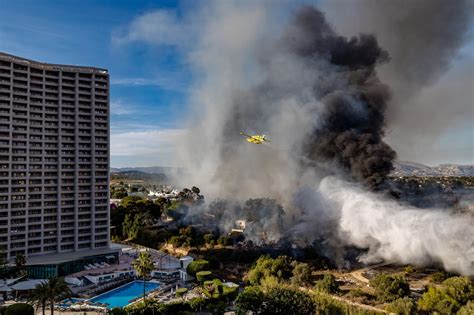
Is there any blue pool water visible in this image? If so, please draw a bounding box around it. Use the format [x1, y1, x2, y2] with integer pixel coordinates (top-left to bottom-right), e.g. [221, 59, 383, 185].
[90, 281, 160, 308]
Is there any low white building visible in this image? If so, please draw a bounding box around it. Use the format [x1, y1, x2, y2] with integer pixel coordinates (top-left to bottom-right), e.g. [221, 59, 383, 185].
[84, 270, 135, 285]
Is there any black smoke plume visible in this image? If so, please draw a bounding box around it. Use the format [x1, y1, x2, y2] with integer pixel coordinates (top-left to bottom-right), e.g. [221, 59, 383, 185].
[222, 6, 395, 188]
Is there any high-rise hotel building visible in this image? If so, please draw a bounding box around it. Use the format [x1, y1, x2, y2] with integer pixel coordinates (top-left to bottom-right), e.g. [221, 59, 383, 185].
[0, 52, 114, 275]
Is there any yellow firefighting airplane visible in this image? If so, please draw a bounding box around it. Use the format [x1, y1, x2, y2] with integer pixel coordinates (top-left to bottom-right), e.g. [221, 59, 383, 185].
[240, 132, 270, 144]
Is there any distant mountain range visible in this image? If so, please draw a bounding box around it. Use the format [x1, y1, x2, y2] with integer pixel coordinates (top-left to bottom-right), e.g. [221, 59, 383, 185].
[110, 170, 169, 183]
[110, 166, 182, 176]
[391, 161, 474, 177]
[111, 162, 473, 179]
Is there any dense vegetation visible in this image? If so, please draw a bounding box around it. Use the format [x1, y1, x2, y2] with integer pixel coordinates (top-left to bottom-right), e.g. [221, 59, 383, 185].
[369, 274, 410, 302]
[417, 276, 473, 314]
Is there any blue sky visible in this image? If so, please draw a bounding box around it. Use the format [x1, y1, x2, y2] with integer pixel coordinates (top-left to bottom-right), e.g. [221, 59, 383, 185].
[0, 0, 472, 167]
[0, 0, 191, 167]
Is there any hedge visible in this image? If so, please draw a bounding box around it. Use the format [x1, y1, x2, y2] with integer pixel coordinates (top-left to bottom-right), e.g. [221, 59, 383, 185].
[186, 260, 209, 277]
[176, 287, 188, 297]
[196, 270, 212, 283]
[5, 303, 34, 315]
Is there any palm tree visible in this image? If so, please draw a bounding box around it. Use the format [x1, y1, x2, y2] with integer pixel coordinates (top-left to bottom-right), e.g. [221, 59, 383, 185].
[131, 251, 154, 306]
[29, 281, 49, 315]
[42, 277, 72, 315]
[15, 253, 26, 276]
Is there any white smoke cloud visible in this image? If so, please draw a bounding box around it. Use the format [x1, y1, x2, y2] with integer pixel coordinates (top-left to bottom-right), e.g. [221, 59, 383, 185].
[319, 177, 474, 275]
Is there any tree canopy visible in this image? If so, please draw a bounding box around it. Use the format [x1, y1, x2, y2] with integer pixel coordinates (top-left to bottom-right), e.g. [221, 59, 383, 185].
[418, 276, 473, 314]
[369, 274, 410, 302]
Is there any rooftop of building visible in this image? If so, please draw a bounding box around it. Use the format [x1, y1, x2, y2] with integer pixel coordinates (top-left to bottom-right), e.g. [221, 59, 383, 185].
[0, 51, 108, 74]
[26, 247, 120, 265]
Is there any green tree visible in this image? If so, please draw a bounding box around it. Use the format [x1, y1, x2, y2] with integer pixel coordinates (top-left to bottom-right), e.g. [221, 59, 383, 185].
[43, 277, 71, 315]
[189, 297, 207, 312]
[235, 286, 265, 314]
[5, 303, 34, 315]
[385, 297, 416, 315]
[418, 276, 473, 314]
[263, 286, 315, 315]
[290, 262, 312, 287]
[129, 214, 143, 240]
[203, 233, 215, 245]
[314, 274, 339, 294]
[109, 308, 127, 315]
[15, 253, 26, 276]
[369, 274, 410, 302]
[28, 282, 49, 315]
[132, 251, 154, 306]
[121, 195, 143, 206]
[457, 301, 474, 315]
[186, 260, 209, 277]
[247, 255, 293, 285]
[122, 213, 133, 239]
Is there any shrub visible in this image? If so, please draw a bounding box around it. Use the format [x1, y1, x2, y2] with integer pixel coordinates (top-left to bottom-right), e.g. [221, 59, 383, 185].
[5, 303, 34, 315]
[176, 287, 188, 297]
[169, 235, 183, 247]
[315, 274, 339, 294]
[235, 286, 265, 314]
[385, 297, 416, 315]
[217, 235, 232, 246]
[247, 255, 293, 285]
[203, 279, 223, 298]
[457, 301, 474, 315]
[236, 285, 315, 315]
[418, 276, 473, 314]
[186, 259, 209, 277]
[207, 301, 227, 314]
[189, 297, 207, 311]
[196, 270, 212, 283]
[349, 289, 369, 298]
[264, 286, 315, 315]
[158, 300, 192, 314]
[222, 284, 239, 300]
[369, 274, 410, 302]
[291, 262, 312, 287]
[203, 233, 215, 244]
[109, 308, 127, 315]
[404, 266, 414, 274]
[431, 271, 449, 283]
[312, 291, 382, 315]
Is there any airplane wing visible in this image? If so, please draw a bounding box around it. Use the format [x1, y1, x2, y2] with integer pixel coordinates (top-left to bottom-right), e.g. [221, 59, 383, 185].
[240, 132, 252, 138]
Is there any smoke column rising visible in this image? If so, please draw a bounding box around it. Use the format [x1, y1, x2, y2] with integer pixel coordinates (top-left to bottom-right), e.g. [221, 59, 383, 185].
[320, 0, 474, 164]
[174, 2, 473, 274]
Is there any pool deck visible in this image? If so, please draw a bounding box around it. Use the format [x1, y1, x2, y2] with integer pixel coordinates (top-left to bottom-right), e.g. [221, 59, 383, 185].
[70, 249, 181, 279]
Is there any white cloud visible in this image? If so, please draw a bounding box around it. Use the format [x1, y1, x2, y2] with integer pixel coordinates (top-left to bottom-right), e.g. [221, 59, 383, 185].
[110, 99, 135, 115]
[111, 129, 187, 157]
[112, 10, 189, 47]
[111, 75, 187, 91]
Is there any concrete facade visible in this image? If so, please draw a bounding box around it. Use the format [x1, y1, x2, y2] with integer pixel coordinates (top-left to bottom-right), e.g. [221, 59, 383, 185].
[0, 52, 110, 261]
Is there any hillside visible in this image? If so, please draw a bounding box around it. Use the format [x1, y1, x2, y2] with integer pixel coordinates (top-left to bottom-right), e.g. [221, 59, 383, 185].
[391, 161, 474, 177]
[110, 170, 169, 183]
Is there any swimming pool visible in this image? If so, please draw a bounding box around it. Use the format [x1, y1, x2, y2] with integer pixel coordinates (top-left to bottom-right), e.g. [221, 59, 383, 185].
[89, 280, 160, 308]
